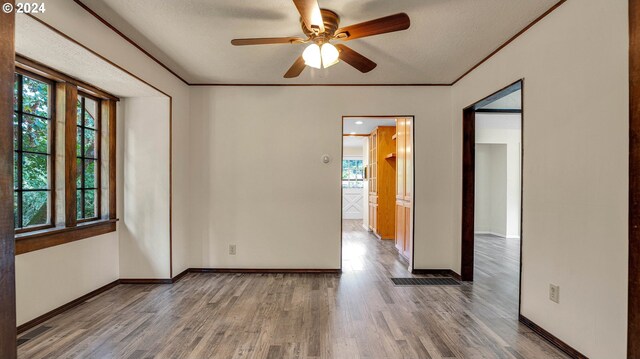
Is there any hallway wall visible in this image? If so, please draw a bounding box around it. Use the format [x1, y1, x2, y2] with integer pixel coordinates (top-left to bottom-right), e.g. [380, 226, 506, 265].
[451, 0, 628, 356]
[189, 86, 454, 270]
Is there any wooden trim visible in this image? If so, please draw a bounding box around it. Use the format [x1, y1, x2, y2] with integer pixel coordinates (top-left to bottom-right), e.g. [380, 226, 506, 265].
[16, 55, 119, 102]
[519, 315, 588, 359]
[15, 219, 117, 255]
[411, 269, 461, 281]
[62, 83, 78, 227]
[461, 106, 475, 282]
[474, 108, 522, 114]
[107, 100, 117, 219]
[72, 0, 190, 86]
[190, 83, 451, 87]
[16, 279, 120, 335]
[0, 2, 17, 357]
[119, 279, 173, 284]
[188, 268, 342, 274]
[451, 0, 566, 85]
[171, 268, 190, 283]
[169, 99, 172, 278]
[630, 0, 640, 356]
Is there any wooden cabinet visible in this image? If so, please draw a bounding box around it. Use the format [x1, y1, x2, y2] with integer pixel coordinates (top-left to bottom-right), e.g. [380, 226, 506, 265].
[395, 118, 413, 260]
[367, 126, 396, 239]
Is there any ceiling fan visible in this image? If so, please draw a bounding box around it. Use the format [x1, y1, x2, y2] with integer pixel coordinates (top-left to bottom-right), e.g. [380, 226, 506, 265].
[230, 0, 410, 78]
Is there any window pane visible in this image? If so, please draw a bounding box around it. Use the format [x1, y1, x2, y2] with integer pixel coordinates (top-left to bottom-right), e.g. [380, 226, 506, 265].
[22, 191, 48, 226]
[77, 99, 82, 125]
[13, 153, 17, 190]
[76, 158, 82, 188]
[13, 113, 18, 150]
[21, 115, 49, 153]
[77, 131, 82, 156]
[22, 76, 49, 118]
[85, 159, 97, 188]
[84, 129, 97, 158]
[22, 153, 48, 189]
[84, 189, 96, 218]
[76, 190, 82, 219]
[13, 192, 18, 227]
[13, 74, 18, 111]
[84, 97, 97, 128]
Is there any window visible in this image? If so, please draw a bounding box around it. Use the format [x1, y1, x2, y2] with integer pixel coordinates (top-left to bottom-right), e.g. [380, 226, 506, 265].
[13, 73, 54, 230]
[11, 57, 119, 255]
[76, 94, 100, 220]
[342, 159, 364, 188]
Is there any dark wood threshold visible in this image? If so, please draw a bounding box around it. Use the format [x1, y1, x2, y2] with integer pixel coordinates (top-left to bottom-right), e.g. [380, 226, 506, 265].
[15, 219, 118, 255]
[17, 279, 119, 334]
[519, 315, 588, 359]
[412, 269, 462, 281]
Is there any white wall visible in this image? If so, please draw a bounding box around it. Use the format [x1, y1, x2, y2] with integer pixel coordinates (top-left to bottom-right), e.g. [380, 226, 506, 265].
[118, 97, 171, 279]
[33, 0, 191, 279]
[451, 0, 628, 357]
[189, 86, 453, 270]
[15, 233, 119, 325]
[475, 114, 522, 238]
[342, 147, 363, 157]
[13, 0, 190, 324]
[475, 144, 508, 236]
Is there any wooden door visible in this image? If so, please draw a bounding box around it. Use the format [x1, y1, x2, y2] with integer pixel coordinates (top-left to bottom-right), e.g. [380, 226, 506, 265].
[403, 204, 412, 259]
[396, 118, 405, 200]
[404, 118, 413, 202]
[395, 202, 404, 252]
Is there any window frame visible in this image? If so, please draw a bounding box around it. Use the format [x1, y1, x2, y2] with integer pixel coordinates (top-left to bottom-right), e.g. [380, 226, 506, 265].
[342, 158, 365, 189]
[13, 56, 119, 255]
[76, 91, 101, 223]
[13, 69, 56, 234]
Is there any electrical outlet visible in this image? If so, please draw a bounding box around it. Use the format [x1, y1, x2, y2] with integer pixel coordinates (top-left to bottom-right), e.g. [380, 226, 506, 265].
[549, 284, 560, 303]
[229, 244, 236, 255]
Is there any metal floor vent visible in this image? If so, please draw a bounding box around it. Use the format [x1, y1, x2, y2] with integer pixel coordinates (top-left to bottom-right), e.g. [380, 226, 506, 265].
[17, 325, 51, 346]
[391, 277, 460, 286]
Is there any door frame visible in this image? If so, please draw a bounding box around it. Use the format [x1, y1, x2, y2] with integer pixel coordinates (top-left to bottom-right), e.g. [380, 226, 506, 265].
[341, 115, 416, 271]
[0, 2, 17, 358]
[629, 0, 640, 355]
[460, 80, 523, 310]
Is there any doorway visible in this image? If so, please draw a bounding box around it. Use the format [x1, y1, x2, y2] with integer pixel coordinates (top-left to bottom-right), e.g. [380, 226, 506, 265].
[461, 81, 523, 313]
[341, 116, 415, 271]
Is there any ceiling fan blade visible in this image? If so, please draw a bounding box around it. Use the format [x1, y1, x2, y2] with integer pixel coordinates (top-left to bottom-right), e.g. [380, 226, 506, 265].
[293, 0, 325, 33]
[334, 13, 410, 41]
[284, 56, 306, 78]
[231, 37, 305, 46]
[335, 44, 377, 73]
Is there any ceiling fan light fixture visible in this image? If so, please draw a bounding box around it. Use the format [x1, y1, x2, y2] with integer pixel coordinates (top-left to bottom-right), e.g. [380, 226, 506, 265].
[320, 43, 339, 68]
[303, 43, 322, 69]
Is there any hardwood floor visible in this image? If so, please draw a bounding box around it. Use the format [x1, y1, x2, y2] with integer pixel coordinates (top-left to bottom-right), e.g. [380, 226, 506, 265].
[17, 221, 568, 358]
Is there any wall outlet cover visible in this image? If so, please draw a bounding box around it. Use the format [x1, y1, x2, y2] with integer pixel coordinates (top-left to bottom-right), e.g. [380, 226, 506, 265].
[549, 284, 560, 303]
[229, 244, 236, 255]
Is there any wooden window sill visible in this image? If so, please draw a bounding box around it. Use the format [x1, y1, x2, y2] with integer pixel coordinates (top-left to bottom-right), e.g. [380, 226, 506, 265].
[15, 219, 118, 255]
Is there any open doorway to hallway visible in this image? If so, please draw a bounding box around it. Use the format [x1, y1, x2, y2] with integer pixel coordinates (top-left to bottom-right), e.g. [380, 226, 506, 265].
[341, 116, 414, 273]
[462, 80, 523, 316]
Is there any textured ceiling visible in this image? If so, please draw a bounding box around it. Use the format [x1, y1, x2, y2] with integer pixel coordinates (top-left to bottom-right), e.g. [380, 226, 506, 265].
[79, 0, 560, 84]
[15, 16, 162, 98]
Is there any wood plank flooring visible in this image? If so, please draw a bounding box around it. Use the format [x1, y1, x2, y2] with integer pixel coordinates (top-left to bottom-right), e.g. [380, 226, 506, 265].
[17, 221, 568, 358]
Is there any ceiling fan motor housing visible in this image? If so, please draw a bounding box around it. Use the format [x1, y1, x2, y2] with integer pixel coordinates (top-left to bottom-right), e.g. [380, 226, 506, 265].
[302, 9, 340, 40]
